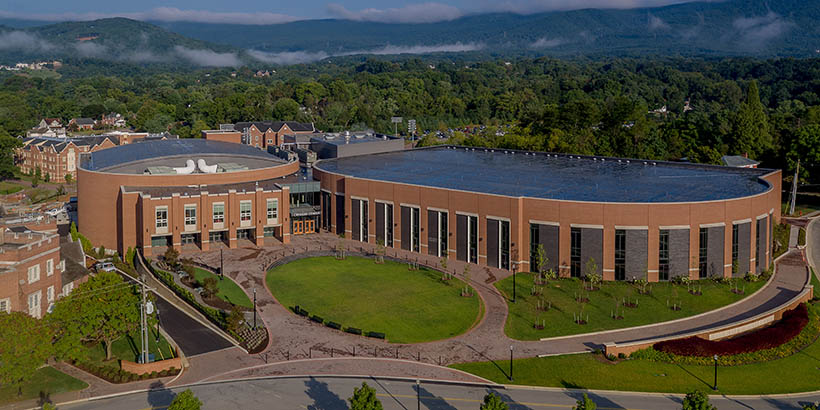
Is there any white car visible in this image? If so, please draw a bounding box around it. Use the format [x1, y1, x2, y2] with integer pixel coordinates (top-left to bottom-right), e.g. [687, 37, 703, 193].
[95, 262, 115, 272]
[45, 207, 66, 217]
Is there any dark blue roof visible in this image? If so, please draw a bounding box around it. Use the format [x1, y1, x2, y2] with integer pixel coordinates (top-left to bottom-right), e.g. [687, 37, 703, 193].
[315, 146, 773, 203]
[81, 139, 278, 171]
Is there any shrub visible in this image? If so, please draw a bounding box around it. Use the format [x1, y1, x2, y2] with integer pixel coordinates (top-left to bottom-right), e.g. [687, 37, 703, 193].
[367, 331, 386, 339]
[574, 393, 596, 410]
[159, 369, 169, 377]
[480, 392, 509, 410]
[617, 353, 626, 359]
[654, 304, 809, 357]
[348, 382, 382, 410]
[310, 314, 324, 324]
[682, 390, 716, 410]
[168, 389, 202, 410]
[346, 327, 362, 335]
[326, 321, 342, 330]
[150, 371, 158, 378]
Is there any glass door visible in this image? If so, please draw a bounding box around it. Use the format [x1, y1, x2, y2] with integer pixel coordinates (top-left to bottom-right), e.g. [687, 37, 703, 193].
[305, 219, 315, 234]
[293, 220, 304, 235]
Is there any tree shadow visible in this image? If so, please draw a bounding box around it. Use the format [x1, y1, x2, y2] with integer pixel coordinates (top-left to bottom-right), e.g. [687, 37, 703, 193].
[304, 376, 348, 410]
[484, 388, 533, 410]
[417, 385, 457, 410]
[36, 391, 52, 407]
[563, 390, 624, 410]
[462, 344, 511, 381]
[146, 380, 176, 410]
[560, 380, 585, 389]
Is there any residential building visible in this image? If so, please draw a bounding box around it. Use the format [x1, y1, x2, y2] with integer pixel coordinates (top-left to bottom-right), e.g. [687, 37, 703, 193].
[202, 121, 315, 150]
[27, 118, 66, 138]
[68, 118, 96, 131]
[0, 226, 63, 318]
[101, 113, 127, 128]
[17, 136, 118, 183]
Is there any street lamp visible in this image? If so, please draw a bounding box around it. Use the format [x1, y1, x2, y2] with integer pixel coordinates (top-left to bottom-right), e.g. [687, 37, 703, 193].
[509, 345, 514, 382]
[713, 354, 718, 391]
[416, 379, 420, 410]
[253, 287, 257, 330]
[512, 263, 517, 303]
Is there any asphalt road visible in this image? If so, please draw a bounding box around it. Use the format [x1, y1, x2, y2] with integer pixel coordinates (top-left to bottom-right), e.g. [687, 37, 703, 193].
[154, 296, 233, 357]
[60, 376, 818, 410]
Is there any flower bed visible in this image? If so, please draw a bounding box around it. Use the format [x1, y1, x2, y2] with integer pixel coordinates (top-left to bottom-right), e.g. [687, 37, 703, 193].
[632, 303, 819, 366]
[655, 304, 809, 357]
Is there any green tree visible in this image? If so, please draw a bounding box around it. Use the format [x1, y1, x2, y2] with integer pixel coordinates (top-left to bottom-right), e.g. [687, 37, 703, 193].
[681, 390, 716, 410]
[348, 382, 383, 410]
[272, 98, 300, 120]
[49, 272, 141, 360]
[0, 312, 54, 394]
[733, 80, 771, 158]
[32, 167, 41, 188]
[168, 389, 202, 410]
[574, 393, 596, 410]
[202, 277, 219, 298]
[480, 392, 509, 410]
[64, 174, 73, 184]
[0, 128, 21, 180]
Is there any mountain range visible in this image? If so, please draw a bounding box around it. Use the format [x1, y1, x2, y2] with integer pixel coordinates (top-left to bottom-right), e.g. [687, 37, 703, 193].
[0, 0, 818, 67]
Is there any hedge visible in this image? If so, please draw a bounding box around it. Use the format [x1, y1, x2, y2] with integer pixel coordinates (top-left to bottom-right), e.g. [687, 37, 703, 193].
[633, 303, 819, 366]
[153, 266, 231, 333]
[367, 331, 386, 339]
[310, 314, 324, 324]
[654, 304, 809, 357]
[326, 321, 341, 330]
[345, 327, 362, 335]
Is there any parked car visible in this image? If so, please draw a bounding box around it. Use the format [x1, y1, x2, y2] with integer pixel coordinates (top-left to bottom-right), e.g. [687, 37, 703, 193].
[95, 262, 115, 272]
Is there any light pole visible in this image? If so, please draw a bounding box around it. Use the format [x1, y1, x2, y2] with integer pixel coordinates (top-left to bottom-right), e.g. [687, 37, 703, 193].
[512, 262, 517, 303]
[253, 287, 257, 329]
[509, 345, 514, 381]
[416, 379, 420, 410]
[713, 354, 718, 391]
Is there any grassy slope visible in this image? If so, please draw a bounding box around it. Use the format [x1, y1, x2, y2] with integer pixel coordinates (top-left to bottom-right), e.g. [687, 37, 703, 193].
[497, 274, 766, 340]
[0, 367, 87, 405]
[192, 267, 253, 309]
[266, 256, 481, 343]
[452, 305, 820, 395]
[86, 330, 175, 366]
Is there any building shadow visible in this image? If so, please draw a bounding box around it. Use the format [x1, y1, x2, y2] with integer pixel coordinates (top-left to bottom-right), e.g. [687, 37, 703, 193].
[304, 376, 348, 410]
[417, 385, 457, 410]
[484, 388, 534, 410]
[146, 380, 176, 409]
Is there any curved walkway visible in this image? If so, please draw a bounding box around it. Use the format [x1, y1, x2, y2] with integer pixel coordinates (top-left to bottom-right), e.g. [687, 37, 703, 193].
[165, 232, 809, 386]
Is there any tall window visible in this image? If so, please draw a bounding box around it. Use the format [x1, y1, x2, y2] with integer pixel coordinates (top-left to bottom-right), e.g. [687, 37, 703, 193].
[500, 220, 510, 270]
[47, 285, 55, 303]
[755, 223, 761, 270]
[614, 229, 626, 281]
[732, 224, 739, 272]
[468, 215, 478, 264]
[699, 227, 708, 278]
[267, 199, 278, 220]
[530, 223, 540, 271]
[27, 264, 40, 284]
[659, 230, 670, 281]
[240, 201, 252, 222]
[438, 212, 448, 257]
[28, 291, 41, 318]
[411, 207, 420, 252]
[184, 205, 197, 227]
[0, 298, 9, 313]
[571, 228, 581, 277]
[213, 203, 225, 224]
[155, 207, 168, 229]
[46, 259, 54, 276]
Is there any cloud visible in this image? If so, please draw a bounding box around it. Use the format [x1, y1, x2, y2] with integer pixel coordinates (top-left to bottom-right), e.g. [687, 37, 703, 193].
[326, 2, 463, 23]
[732, 12, 793, 49]
[0, 8, 299, 25]
[362, 43, 483, 54]
[122, 50, 163, 63]
[73, 42, 106, 58]
[648, 14, 670, 31]
[173, 46, 241, 67]
[247, 50, 329, 65]
[473, 0, 703, 15]
[530, 37, 567, 48]
[0, 31, 55, 52]
[248, 42, 484, 65]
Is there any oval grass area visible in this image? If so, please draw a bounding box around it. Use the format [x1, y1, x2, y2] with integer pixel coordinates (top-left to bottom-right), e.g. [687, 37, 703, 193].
[266, 256, 482, 344]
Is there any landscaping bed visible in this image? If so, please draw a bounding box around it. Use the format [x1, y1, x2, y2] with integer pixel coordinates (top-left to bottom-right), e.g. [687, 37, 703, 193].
[72, 330, 179, 384]
[266, 256, 481, 344]
[497, 273, 768, 340]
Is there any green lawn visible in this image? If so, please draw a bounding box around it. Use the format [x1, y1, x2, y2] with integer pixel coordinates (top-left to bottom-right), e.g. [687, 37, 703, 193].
[497, 274, 766, 340]
[773, 223, 791, 259]
[452, 304, 820, 395]
[191, 267, 254, 309]
[86, 329, 176, 367]
[0, 366, 87, 405]
[0, 181, 23, 195]
[799, 228, 807, 247]
[266, 256, 481, 343]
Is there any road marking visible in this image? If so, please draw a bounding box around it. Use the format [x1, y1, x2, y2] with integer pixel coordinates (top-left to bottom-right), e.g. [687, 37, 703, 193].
[375, 393, 649, 409]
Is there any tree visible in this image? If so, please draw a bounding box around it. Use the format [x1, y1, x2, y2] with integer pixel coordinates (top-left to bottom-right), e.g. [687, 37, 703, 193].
[272, 98, 300, 120]
[64, 174, 73, 184]
[44, 172, 50, 183]
[480, 393, 509, 410]
[348, 382, 383, 410]
[49, 272, 141, 360]
[535, 244, 548, 277]
[168, 389, 202, 410]
[733, 80, 771, 158]
[163, 247, 180, 267]
[0, 128, 21, 181]
[574, 393, 597, 410]
[32, 167, 41, 188]
[682, 390, 716, 410]
[0, 312, 54, 394]
[202, 277, 219, 298]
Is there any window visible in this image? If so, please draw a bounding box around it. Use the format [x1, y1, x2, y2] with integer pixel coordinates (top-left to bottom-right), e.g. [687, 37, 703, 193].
[500, 220, 510, 270]
[755, 222, 761, 270]
[699, 227, 708, 278]
[439, 212, 448, 257]
[213, 203, 225, 224]
[659, 230, 670, 281]
[27, 264, 40, 284]
[468, 215, 478, 264]
[155, 207, 168, 229]
[62, 283, 73, 297]
[240, 201, 252, 222]
[47, 286, 55, 303]
[263, 227, 276, 237]
[267, 199, 278, 220]
[614, 230, 626, 281]
[0, 298, 9, 313]
[411, 207, 420, 252]
[732, 224, 739, 272]
[530, 223, 540, 272]
[571, 228, 581, 277]
[184, 205, 197, 227]
[28, 291, 41, 318]
[46, 259, 54, 276]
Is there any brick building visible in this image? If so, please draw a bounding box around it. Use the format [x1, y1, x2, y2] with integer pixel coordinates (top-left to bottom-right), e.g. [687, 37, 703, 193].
[0, 226, 63, 318]
[17, 136, 118, 183]
[313, 146, 781, 282]
[202, 121, 315, 150]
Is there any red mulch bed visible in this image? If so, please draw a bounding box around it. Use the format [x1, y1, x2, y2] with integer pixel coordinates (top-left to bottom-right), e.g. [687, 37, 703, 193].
[654, 304, 809, 357]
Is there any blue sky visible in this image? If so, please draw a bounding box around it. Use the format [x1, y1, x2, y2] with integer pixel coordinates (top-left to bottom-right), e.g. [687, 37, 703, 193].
[0, 0, 702, 24]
